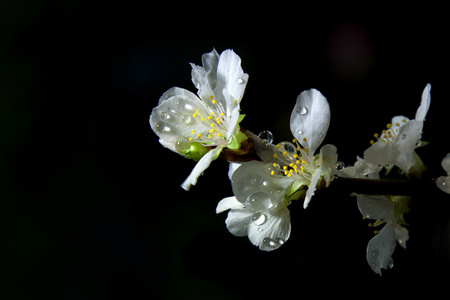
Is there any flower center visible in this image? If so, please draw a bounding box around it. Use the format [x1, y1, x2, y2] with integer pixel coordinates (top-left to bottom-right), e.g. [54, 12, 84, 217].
[369, 119, 407, 145]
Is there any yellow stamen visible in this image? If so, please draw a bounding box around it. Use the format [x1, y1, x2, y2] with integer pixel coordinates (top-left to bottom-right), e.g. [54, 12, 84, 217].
[270, 171, 275, 175]
[273, 154, 278, 159]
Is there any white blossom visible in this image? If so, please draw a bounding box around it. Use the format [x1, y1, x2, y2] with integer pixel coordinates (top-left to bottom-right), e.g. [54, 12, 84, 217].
[364, 84, 431, 173]
[216, 89, 338, 251]
[149, 49, 249, 190]
[355, 194, 410, 275]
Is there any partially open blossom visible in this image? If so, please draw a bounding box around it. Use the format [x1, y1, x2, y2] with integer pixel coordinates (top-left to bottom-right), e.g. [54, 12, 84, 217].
[355, 194, 410, 275]
[364, 84, 431, 173]
[149, 49, 249, 190]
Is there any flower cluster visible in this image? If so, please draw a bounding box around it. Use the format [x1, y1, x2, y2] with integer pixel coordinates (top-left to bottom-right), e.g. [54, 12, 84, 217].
[149, 49, 444, 275]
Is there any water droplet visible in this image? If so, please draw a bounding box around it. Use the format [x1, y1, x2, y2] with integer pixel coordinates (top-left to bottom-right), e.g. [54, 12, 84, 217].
[180, 114, 194, 125]
[297, 130, 304, 135]
[263, 238, 277, 248]
[247, 192, 273, 210]
[258, 130, 274, 144]
[297, 106, 308, 115]
[335, 161, 345, 171]
[236, 77, 244, 84]
[252, 212, 267, 226]
[274, 238, 285, 245]
[278, 141, 297, 154]
[160, 111, 170, 120]
[155, 121, 170, 133]
[371, 250, 379, 257]
[386, 258, 394, 270]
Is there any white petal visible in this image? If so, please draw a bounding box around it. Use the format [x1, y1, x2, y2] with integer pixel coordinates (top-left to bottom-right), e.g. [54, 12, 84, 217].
[366, 221, 397, 275]
[395, 224, 409, 249]
[303, 168, 322, 209]
[225, 208, 254, 237]
[228, 162, 241, 180]
[216, 196, 244, 214]
[436, 176, 450, 194]
[415, 83, 431, 121]
[441, 153, 450, 175]
[181, 147, 222, 191]
[319, 144, 338, 186]
[190, 49, 219, 91]
[290, 89, 330, 155]
[150, 87, 209, 146]
[355, 194, 395, 220]
[247, 206, 291, 251]
[216, 49, 249, 105]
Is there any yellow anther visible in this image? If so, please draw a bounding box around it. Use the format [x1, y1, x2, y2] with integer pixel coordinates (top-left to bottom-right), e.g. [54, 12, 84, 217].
[210, 129, 215, 133]
[296, 160, 300, 165]
[368, 223, 373, 227]
[301, 165, 305, 170]
[212, 100, 216, 104]
[220, 112, 224, 116]
[301, 160, 306, 164]
[292, 138, 297, 143]
[282, 151, 287, 156]
[276, 144, 281, 149]
[284, 171, 288, 175]
[382, 129, 386, 134]
[386, 123, 392, 129]
[273, 154, 278, 159]
[210, 112, 214, 116]
[303, 137, 307, 142]
[395, 122, 400, 126]
[370, 140, 375, 145]
[289, 169, 294, 173]
[210, 123, 215, 127]
[189, 137, 193, 141]
[293, 165, 298, 170]
[293, 154, 299, 159]
[191, 130, 195, 134]
[289, 163, 294, 167]
[197, 134, 202, 139]
[273, 163, 278, 167]
[200, 117, 205, 121]
[209, 95, 214, 100]
[374, 133, 379, 138]
[208, 134, 213, 138]
[217, 132, 223, 137]
[207, 116, 212, 120]
[283, 166, 288, 170]
[373, 230, 379, 235]
[270, 170, 275, 175]
[304, 148, 309, 152]
[287, 173, 292, 177]
[402, 118, 406, 123]
[193, 113, 197, 117]
[296, 146, 301, 151]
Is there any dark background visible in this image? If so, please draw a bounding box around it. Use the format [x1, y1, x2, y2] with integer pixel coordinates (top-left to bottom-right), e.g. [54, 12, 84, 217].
[2, 1, 450, 299]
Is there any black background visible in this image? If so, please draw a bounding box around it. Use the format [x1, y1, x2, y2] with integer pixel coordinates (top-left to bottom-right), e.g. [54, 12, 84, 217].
[2, 1, 450, 299]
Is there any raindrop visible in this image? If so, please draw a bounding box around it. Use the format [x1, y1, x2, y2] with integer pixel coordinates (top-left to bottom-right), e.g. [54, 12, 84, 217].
[258, 227, 263, 232]
[236, 77, 245, 84]
[278, 141, 297, 154]
[274, 238, 285, 245]
[263, 238, 277, 248]
[297, 106, 308, 115]
[247, 192, 273, 210]
[335, 161, 345, 171]
[155, 121, 170, 133]
[386, 258, 394, 270]
[160, 111, 170, 120]
[298, 130, 304, 135]
[252, 212, 267, 226]
[180, 114, 194, 125]
[258, 130, 274, 144]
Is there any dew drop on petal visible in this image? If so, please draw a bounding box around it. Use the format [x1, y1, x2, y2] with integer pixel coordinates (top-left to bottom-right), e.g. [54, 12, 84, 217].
[258, 130, 274, 144]
[297, 106, 308, 115]
[263, 238, 277, 248]
[155, 121, 170, 133]
[252, 212, 267, 226]
[335, 161, 345, 171]
[180, 114, 194, 125]
[298, 130, 303, 135]
[236, 77, 244, 84]
[160, 111, 170, 120]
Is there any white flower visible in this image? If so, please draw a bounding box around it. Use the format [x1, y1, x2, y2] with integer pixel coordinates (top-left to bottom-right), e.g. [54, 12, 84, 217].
[436, 153, 450, 194]
[252, 88, 336, 208]
[216, 161, 292, 251]
[149, 49, 249, 190]
[216, 89, 337, 251]
[364, 84, 431, 173]
[355, 194, 410, 275]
